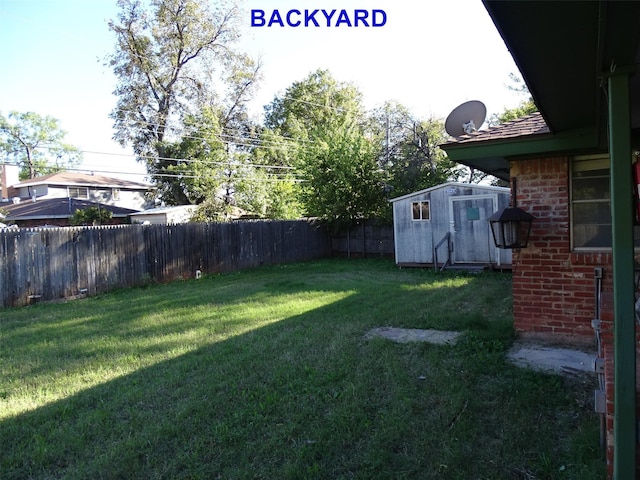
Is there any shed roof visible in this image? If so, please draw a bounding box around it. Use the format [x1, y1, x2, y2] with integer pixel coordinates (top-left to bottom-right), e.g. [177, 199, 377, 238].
[129, 205, 195, 217]
[388, 181, 509, 203]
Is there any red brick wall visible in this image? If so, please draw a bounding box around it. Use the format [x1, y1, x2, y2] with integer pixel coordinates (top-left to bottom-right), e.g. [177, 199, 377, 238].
[510, 157, 611, 344]
[510, 157, 640, 478]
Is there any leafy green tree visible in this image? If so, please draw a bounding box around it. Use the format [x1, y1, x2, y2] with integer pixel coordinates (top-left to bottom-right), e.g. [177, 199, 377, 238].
[489, 73, 538, 125]
[261, 70, 379, 226]
[0, 111, 82, 179]
[159, 109, 286, 220]
[490, 99, 537, 125]
[157, 108, 228, 205]
[70, 206, 113, 226]
[300, 122, 386, 231]
[248, 127, 303, 219]
[368, 101, 461, 200]
[0, 206, 8, 225]
[107, 0, 261, 203]
[263, 176, 303, 219]
[190, 195, 235, 222]
[264, 69, 364, 143]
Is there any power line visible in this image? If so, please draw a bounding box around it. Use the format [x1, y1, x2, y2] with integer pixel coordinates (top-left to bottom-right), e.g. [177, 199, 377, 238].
[104, 115, 317, 154]
[59, 166, 305, 183]
[34, 145, 299, 171]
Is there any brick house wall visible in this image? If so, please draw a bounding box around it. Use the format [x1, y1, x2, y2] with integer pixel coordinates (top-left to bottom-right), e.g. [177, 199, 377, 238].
[510, 156, 639, 477]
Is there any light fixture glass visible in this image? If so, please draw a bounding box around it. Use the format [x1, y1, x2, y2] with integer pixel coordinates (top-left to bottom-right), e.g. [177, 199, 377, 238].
[488, 207, 535, 249]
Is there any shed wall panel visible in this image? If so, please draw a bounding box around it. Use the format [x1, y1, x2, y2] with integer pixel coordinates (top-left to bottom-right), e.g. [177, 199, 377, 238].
[391, 183, 512, 266]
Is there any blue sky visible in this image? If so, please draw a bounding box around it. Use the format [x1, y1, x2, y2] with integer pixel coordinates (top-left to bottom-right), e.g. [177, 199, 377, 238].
[0, 0, 522, 180]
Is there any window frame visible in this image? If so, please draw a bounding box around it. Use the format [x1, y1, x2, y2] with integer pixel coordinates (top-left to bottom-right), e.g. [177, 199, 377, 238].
[68, 186, 89, 199]
[570, 154, 612, 251]
[411, 200, 430, 221]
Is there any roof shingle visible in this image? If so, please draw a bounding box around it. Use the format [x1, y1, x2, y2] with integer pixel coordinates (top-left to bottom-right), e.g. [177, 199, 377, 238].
[443, 112, 550, 146]
[2, 197, 139, 220]
[12, 172, 151, 189]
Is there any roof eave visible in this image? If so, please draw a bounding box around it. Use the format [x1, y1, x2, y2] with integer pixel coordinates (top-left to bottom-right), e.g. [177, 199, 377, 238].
[442, 126, 601, 180]
[6, 214, 132, 221]
[388, 181, 509, 203]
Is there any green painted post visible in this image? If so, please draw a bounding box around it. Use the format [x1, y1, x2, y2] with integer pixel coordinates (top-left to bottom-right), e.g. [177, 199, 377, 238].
[608, 71, 637, 479]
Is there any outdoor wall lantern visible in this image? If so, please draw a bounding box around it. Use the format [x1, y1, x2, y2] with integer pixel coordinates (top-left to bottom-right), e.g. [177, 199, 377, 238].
[488, 178, 535, 249]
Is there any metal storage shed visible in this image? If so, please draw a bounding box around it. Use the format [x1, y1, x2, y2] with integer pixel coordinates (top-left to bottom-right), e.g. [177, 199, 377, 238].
[390, 182, 512, 268]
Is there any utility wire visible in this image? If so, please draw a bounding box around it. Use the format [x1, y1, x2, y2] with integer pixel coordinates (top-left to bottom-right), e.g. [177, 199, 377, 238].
[109, 105, 317, 146]
[34, 145, 299, 171]
[58, 166, 305, 183]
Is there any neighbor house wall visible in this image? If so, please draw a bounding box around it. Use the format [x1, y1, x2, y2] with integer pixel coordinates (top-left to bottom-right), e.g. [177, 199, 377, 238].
[510, 156, 640, 477]
[12, 185, 150, 211]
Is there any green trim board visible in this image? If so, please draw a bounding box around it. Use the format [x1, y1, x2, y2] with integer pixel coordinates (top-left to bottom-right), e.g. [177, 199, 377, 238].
[441, 127, 601, 181]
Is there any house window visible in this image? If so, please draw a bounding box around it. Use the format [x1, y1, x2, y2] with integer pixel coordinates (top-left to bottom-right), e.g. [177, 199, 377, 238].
[68, 187, 89, 199]
[572, 154, 640, 250]
[412, 201, 430, 221]
[112, 188, 121, 201]
[571, 155, 611, 249]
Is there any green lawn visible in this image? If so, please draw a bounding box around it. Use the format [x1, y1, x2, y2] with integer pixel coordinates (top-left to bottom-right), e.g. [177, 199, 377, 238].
[0, 258, 604, 479]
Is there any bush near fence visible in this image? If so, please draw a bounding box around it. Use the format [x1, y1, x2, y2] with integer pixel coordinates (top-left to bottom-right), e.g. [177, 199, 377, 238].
[0, 220, 332, 308]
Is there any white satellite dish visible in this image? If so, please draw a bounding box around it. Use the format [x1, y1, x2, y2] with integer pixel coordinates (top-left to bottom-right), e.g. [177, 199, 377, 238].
[444, 100, 487, 137]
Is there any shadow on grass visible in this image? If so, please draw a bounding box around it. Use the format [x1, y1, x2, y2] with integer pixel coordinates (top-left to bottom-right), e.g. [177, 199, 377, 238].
[0, 261, 603, 479]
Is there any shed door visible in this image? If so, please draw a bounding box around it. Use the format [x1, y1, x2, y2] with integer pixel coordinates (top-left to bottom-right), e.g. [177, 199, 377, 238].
[449, 195, 498, 264]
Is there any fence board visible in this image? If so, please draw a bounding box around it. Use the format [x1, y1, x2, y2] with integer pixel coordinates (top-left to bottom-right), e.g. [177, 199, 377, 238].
[331, 220, 394, 258]
[0, 220, 331, 308]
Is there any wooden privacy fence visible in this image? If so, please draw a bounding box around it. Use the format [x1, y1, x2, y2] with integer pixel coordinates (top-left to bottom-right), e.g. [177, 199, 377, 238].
[0, 220, 332, 308]
[331, 219, 395, 258]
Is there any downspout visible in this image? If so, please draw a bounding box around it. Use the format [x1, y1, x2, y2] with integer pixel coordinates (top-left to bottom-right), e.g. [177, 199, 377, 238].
[607, 69, 637, 479]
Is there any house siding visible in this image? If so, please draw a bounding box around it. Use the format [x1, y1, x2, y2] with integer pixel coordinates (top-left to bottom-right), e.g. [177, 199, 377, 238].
[510, 156, 640, 477]
[13, 184, 150, 211]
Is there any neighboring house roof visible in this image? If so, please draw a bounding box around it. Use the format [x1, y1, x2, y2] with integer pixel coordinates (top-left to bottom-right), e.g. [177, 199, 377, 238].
[12, 172, 152, 190]
[2, 198, 139, 221]
[388, 181, 509, 203]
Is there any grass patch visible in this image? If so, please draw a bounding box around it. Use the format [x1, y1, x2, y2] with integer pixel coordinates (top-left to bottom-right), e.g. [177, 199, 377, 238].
[0, 258, 603, 479]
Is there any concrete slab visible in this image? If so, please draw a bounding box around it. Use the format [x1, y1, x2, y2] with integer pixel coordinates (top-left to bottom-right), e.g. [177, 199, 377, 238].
[365, 327, 597, 376]
[507, 343, 596, 375]
[364, 327, 461, 345]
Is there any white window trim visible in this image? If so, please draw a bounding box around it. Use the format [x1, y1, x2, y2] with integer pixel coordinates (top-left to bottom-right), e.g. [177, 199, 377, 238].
[411, 200, 430, 221]
[570, 154, 609, 251]
[68, 186, 89, 199]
